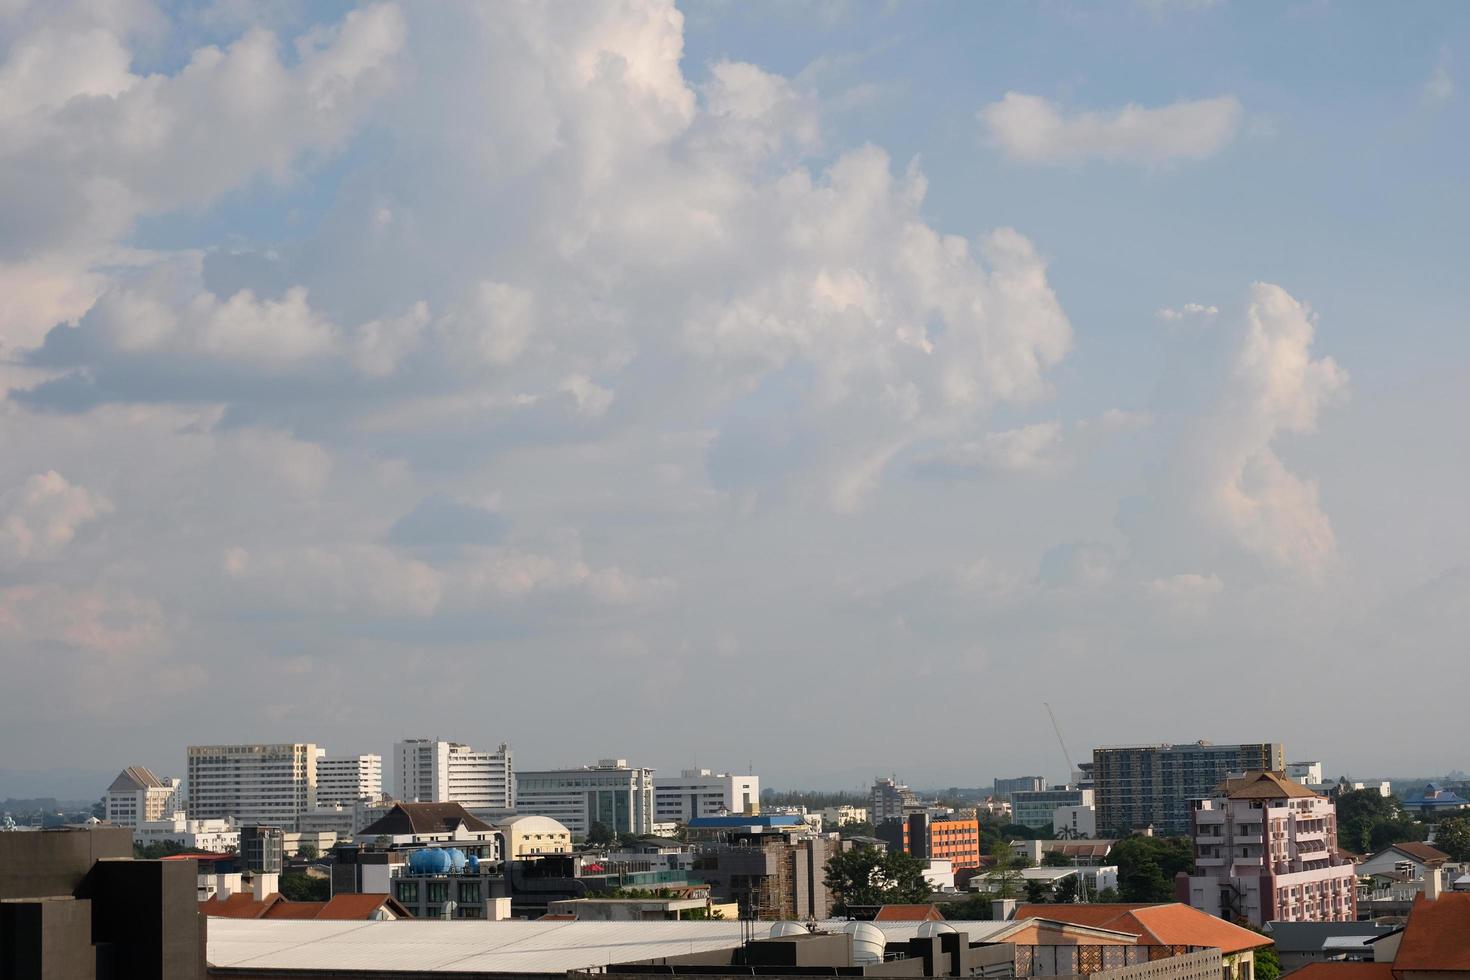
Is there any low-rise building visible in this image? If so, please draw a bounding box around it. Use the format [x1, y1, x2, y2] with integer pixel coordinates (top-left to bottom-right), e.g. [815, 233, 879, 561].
[898, 812, 982, 871]
[871, 777, 921, 825]
[690, 821, 851, 919]
[358, 801, 503, 856]
[1262, 920, 1396, 971]
[653, 769, 759, 823]
[133, 815, 239, 853]
[822, 805, 869, 827]
[1401, 783, 1469, 817]
[992, 776, 1046, 801]
[1012, 786, 1093, 830]
[498, 814, 573, 857]
[1287, 762, 1326, 786]
[240, 824, 285, 873]
[1182, 770, 1356, 926]
[516, 759, 656, 837]
[1053, 803, 1098, 838]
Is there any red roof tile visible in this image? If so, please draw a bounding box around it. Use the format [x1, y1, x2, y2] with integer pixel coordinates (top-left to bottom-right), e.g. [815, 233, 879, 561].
[200, 893, 281, 919]
[1388, 842, 1450, 866]
[874, 904, 944, 921]
[1013, 903, 1270, 956]
[1287, 964, 1394, 980]
[1395, 893, 1470, 971]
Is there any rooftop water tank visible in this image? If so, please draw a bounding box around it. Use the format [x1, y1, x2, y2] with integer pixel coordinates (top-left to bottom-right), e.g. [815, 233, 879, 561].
[769, 921, 811, 938]
[916, 921, 956, 938]
[841, 922, 886, 966]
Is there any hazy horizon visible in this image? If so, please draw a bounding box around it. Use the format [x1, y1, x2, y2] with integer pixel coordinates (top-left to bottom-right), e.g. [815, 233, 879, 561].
[2, 1, 1467, 785]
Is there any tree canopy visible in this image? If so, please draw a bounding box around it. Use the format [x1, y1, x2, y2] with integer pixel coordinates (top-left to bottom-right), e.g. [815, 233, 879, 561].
[1335, 790, 1422, 854]
[823, 845, 931, 914]
[1111, 835, 1192, 902]
[1432, 816, 1470, 861]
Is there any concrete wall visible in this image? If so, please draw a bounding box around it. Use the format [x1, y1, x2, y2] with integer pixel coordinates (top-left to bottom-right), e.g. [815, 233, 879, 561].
[0, 827, 132, 900]
[0, 897, 98, 980]
[1091, 950, 1223, 980]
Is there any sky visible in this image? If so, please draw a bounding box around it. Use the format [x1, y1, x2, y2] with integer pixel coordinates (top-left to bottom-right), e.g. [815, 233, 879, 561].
[1, 0, 1467, 796]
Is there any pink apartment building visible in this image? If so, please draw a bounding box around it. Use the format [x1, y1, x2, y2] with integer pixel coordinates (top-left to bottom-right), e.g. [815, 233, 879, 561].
[1180, 770, 1357, 927]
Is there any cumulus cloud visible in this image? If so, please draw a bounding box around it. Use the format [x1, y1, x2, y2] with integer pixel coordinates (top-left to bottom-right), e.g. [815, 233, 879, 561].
[1139, 283, 1348, 576]
[1425, 60, 1454, 103]
[979, 92, 1242, 165]
[920, 422, 1063, 476]
[0, 471, 111, 564]
[0, 3, 405, 258]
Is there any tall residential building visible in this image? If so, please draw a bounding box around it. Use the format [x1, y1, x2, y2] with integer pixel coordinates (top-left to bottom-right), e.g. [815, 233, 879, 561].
[316, 753, 384, 806]
[393, 739, 514, 814]
[1012, 786, 1095, 830]
[993, 776, 1046, 802]
[1092, 741, 1286, 836]
[870, 777, 920, 825]
[1183, 770, 1357, 927]
[653, 769, 759, 823]
[104, 766, 181, 827]
[515, 759, 655, 837]
[185, 743, 317, 828]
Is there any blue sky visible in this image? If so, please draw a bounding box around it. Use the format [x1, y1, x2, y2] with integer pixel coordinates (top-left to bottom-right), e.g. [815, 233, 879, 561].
[0, 0, 1466, 793]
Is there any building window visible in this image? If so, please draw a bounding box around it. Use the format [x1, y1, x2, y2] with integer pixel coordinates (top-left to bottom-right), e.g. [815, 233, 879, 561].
[458, 883, 482, 904]
[396, 882, 419, 904]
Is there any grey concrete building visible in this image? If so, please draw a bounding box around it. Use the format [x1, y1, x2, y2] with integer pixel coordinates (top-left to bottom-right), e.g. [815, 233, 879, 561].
[0, 825, 205, 979]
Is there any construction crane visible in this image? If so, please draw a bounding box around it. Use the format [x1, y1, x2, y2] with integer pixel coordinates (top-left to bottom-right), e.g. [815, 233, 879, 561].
[1043, 702, 1077, 779]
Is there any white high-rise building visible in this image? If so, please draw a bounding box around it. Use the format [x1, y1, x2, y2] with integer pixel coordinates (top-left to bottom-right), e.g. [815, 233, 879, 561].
[1286, 761, 1325, 786]
[653, 769, 759, 823]
[104, 767, 182, 827]
[516, 759, 655, 837]
[315, 753, 383, 806]
[393, 739, 514, 813]
[186, 744, 317, 828]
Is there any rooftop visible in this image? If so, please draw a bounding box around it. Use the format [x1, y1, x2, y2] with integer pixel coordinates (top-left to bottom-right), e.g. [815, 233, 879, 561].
[108, 766, 165, 792]
[358, 802, 496, 838]
[1395, 893, 1470, 972]
[1012, 903, 1271, 955]
[206, 919, 1015, 974]
[1262, 920, 1397, 953]
[1374, 841, 1451, 866]
[1218, 771, 1320, 800]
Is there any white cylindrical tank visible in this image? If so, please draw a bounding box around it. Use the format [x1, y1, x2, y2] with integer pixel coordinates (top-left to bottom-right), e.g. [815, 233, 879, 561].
[842, 922, 886, 966]
[915, 921, 957, 938]
[769, 921, 811, 938]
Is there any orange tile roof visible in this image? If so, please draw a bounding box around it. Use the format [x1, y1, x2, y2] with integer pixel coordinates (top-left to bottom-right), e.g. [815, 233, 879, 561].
[1013, 903, 1271, 955]
[874, 904, 944, 921]
[1287, 964, 1395, 980]
[261, 902, 326, 919]
[200, 893, 281, 919]
[1220, 771, 1320, 800]
[315, 894, 405, 920]
[1395, 893, 1470, 971]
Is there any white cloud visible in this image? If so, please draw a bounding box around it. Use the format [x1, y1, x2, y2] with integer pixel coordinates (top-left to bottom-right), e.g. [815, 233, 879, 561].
[979, 92, 1242, 165]
[1148, 572, 1224, 599]
[1157, 302, 1219, 321]
[0, 470, 111, 564]
[925, 422, 1063, 475]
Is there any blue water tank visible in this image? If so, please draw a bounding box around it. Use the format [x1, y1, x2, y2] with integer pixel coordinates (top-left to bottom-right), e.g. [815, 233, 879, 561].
[467, 855, 480, 873]
[446, 848, 467, 872]
[408, 848, 451, 874]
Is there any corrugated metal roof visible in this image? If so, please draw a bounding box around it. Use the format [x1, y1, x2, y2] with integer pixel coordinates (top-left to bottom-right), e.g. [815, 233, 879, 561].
[206, 919, 1013, 973]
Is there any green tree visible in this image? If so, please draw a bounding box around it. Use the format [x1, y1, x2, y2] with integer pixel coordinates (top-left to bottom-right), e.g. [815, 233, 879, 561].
[1255, 943, 1282, 980]
[1041, 851, 1075, 867]
[1095, 887, 1120, 903]
[986, 845, 1029, 898]
[1024, 880, 1050, 903]
[939, 894, 994, 921]
[1111, 835, 1191, 902]
[585, 821, 616, 846]
[1052, 876, 1079, 904]
[297, 842, 319, 861]
[835, 820, 877, 839]
[1433, 816, 1470, 861]
[1336, 790, 1415, 854]
[279, 873, 330, 902]
[823, 845, 932, 913]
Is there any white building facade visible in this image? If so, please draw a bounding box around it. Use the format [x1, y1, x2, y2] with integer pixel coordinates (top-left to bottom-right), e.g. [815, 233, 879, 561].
[1286, 761, 1324, 786]
[1052, 803, 1098, 838]
[133, 816, 239, 853]
[516, 759, 655, 837]
[1184, 771, 1357, 927]
[1013, 787, 1094, 830]
[104, 767, 181, 828]
[316, 753, 383, 806]
[653, 769, 759, 823]
[393, 739, 514, 814]
[185, 743, 318, 828]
